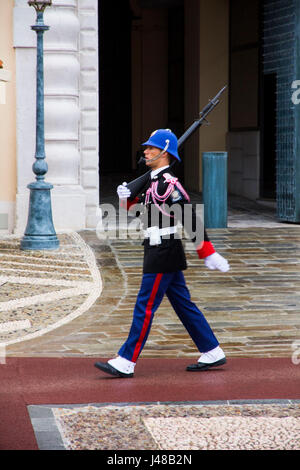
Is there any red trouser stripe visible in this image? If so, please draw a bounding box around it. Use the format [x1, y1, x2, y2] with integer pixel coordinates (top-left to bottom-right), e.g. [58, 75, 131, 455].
[132, 273, 163, 362]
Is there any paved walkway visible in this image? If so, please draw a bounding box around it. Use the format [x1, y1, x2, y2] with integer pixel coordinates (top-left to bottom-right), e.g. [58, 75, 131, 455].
[0, 193, 300, 451]
[1, 195, 299, 359]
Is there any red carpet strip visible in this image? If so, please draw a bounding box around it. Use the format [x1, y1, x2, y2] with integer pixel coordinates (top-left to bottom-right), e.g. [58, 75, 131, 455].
[0, 357, 299, 450]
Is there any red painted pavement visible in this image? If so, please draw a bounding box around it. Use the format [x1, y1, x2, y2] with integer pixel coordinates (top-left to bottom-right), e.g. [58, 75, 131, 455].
[0, 357, 299, 450]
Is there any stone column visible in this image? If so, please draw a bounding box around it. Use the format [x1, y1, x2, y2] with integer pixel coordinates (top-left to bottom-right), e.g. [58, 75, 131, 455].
[43, 0, 86, 230]
[78, 0, 99, 228]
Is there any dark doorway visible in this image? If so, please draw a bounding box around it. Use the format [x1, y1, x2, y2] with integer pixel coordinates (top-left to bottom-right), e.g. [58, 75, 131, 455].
[98, 1, 185, 201]
[167, 4, 184, 182]
[98, 0, 132, 180]
[260, 73, 277, 199]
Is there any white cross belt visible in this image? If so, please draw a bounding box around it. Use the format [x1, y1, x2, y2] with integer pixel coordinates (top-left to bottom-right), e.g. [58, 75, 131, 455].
[144, 226, 177, 245]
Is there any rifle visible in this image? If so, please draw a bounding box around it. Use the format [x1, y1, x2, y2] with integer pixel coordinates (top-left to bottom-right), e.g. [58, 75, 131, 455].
[126, 85, 227, 199]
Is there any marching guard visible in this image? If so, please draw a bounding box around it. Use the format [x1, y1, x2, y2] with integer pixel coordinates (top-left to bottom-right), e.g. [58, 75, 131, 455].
[95, 129, 230, 378]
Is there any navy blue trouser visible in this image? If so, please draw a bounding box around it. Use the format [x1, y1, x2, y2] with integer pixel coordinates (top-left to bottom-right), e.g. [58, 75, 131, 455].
[118, 271, 219, 362]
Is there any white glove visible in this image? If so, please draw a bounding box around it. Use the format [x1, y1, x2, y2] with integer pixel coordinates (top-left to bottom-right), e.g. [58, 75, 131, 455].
[204, 252, 230, 272]
[117, 182, 131, 199]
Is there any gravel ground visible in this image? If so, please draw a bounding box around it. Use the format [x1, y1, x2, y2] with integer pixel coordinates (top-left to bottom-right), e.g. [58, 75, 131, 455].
[52, 403, 300, 450]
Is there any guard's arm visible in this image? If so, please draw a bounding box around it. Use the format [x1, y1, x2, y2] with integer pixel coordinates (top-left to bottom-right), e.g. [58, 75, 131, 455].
[117, 182, 140, 210]
[173, 186, 230, 272]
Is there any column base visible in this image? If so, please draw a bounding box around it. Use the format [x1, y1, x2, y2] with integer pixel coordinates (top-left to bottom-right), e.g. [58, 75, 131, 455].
[20, 234, 59, 251]
[20, 181, 60, 251]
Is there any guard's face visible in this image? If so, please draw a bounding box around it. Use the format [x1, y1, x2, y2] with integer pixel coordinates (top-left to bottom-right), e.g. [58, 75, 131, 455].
[144, 146, 166, 168]
[144, 146, 160, 160]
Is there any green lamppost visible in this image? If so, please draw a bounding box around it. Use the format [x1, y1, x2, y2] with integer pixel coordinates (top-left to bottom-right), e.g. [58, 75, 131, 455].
[21, 0, 59, 250]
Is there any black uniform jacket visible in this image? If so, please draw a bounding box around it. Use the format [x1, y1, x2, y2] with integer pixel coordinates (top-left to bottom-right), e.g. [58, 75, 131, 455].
[129, 167, 210, 274]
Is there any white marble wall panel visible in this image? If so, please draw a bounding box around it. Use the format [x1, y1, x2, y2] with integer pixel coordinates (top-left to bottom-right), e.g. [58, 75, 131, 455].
[78, 0, 99, 228]
[44, 1, 86, 230]
[14, 0, 100, 233]
[44, 2, 80, 186]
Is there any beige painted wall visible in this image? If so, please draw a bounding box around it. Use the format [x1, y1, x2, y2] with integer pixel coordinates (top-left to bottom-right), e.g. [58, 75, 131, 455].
[0, 1, 16, 203]
[199, 0, 229, 189]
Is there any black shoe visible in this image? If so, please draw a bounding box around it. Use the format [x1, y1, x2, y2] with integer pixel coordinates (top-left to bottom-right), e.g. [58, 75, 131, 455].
[94, 361, 134, 378]
[186, 357, 227, 371]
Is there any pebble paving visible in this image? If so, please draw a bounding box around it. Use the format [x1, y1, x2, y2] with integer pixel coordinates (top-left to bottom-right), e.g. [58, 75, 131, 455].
[51, 402, 300, 450]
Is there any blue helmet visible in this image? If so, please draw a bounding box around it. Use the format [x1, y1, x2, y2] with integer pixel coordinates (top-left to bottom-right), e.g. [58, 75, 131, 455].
[142, 129, 181, 161]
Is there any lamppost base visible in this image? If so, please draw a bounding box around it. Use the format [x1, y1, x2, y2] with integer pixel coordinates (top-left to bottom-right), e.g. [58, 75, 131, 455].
[20, 235, 59, 251]
[20, 181, 60, 251]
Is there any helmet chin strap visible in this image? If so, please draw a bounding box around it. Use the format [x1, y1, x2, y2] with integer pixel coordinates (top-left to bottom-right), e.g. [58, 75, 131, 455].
[140, 139, 170, 163]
